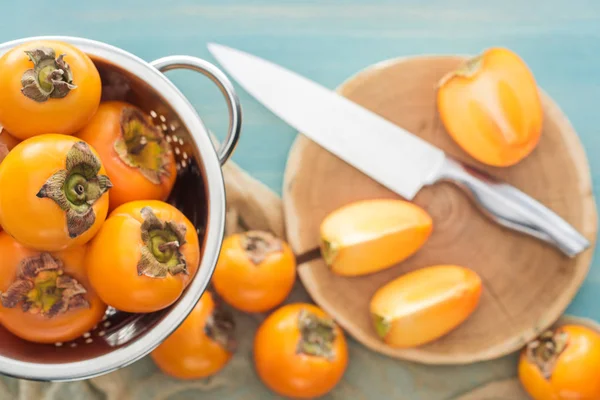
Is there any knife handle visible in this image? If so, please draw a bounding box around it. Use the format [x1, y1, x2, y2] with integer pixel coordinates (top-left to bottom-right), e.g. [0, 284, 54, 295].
[436, 157, 590, 258]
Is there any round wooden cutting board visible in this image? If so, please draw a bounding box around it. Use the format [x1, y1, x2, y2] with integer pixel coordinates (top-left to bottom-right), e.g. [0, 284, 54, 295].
[282, 55, 597, 364]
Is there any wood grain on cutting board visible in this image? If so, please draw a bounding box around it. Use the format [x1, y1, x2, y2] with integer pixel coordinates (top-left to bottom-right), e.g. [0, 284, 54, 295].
[283, 55, 596, 364]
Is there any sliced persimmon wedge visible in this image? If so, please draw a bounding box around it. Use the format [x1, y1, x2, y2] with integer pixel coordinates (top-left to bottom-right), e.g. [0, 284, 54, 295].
[437, 47, 543, 167]
[319, 199, 433, 277]
[370, 264, 482, 348]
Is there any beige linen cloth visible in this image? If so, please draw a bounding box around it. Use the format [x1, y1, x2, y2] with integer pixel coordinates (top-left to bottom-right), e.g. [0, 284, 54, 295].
[0, 158, 546, 400]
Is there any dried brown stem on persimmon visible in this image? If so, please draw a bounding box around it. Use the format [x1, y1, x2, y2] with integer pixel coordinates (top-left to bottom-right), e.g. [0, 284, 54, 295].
[240, 230, 283, 265]
[137, 206, 188, 278]
[295, 309, 338, 360]
[525, 328, 570, 380]
[0, 253, 89, 318]
[36, 141, 112, 238]
[21, 46, 77, 102]
[113, 107, 173, 185]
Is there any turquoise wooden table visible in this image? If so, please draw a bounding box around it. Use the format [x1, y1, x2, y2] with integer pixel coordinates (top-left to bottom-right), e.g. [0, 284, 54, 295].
[0, 1, 599, 398]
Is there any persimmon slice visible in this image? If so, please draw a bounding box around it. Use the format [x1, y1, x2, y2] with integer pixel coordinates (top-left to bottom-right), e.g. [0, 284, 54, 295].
[319, 199, 432, 276]
[370, 265, 482, 348]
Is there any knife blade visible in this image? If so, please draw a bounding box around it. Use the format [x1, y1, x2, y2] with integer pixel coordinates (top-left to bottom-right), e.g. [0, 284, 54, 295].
[207, 43, 590, 257]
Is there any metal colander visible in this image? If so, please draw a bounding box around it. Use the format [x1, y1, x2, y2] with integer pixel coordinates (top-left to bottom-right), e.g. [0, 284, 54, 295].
[0, 36, 242, 382]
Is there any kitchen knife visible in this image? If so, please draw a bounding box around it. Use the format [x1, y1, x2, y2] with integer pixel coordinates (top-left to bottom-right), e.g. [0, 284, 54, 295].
[207, 43, 590, 257]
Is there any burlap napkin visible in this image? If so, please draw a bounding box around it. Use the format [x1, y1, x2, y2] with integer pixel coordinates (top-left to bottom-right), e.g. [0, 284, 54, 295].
[0, 156, 594, 400]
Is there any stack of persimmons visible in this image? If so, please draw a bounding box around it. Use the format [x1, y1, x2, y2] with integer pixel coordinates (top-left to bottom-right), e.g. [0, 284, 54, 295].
[0, 39, 202, 349]
[0, 38, 345, 399]
[0, 40, 204, 358]
[0, 39, 599, 400]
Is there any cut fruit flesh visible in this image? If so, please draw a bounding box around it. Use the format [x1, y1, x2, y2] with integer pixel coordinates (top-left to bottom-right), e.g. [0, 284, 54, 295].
[320, 199, 432, 276]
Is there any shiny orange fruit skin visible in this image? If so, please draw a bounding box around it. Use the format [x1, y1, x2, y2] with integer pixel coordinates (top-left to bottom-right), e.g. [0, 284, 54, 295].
[370, 265, 482, 348]
[254, 303, 348, 398]
[0, 231, 107, 344]
[151, 291, 233, 379]
[0, 130, 19, 232]
[518, 324, 600, 400]
[212, 231, 296, 313]
[437, 47, 543, 167]
[0, 40, 101, 140]
[86, 200, 200, 313]
[0, 134, 110, 252]
[320, 199, 433, 276]
[76, 101, 177, 211]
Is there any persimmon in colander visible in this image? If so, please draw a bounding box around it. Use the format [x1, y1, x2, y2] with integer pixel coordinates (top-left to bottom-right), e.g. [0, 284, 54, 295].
[151, 291, 235, 380]
[0, 231, 107, 344]
[0, 134, 112, 252]
[0, 130, 19, 219]
[86, 200, 200, 313]
[76, 101, 177, 211]
[0, 40, 101, 140]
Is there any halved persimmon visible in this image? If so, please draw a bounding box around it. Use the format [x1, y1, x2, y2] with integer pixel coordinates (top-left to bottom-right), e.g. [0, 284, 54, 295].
[76, 101, 177, 211]
[518, 324, 600, 400]
[0, 40, 101, 140]
[86, 200, 200, 313]
[212, 230, 296, 313]
[370, 265, 482, 348]
[0, 134, 112, 251]
[437, 47, 543, 167]
[254, 303, 348, 398]
[0, 231, 107, 344]
[320, 199, 432, 276]
[151, 290, 235, 379]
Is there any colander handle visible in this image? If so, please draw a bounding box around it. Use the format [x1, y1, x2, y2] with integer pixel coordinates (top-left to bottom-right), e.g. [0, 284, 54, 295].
[150, 56, 242, 165]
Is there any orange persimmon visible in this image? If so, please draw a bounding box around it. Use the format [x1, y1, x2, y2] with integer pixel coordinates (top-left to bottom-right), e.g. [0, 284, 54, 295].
[85, 200, 200, 313]
[212, 230, 296, 313]
[254, 303, 348, 398]
[319, 199, 432, 276]
[518, 324, 600, 400]
[0, 134, 112, 252]
[0, 130, 17, 231]
[0, 231, 107, 344]
[76, 101, 177, 211]
[437, 47, 543, 167]
[0, 129, 19, 182]
[370, 265, 482, 348]
[151, 290, 235, 379]
[0, 40, 101, 140]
